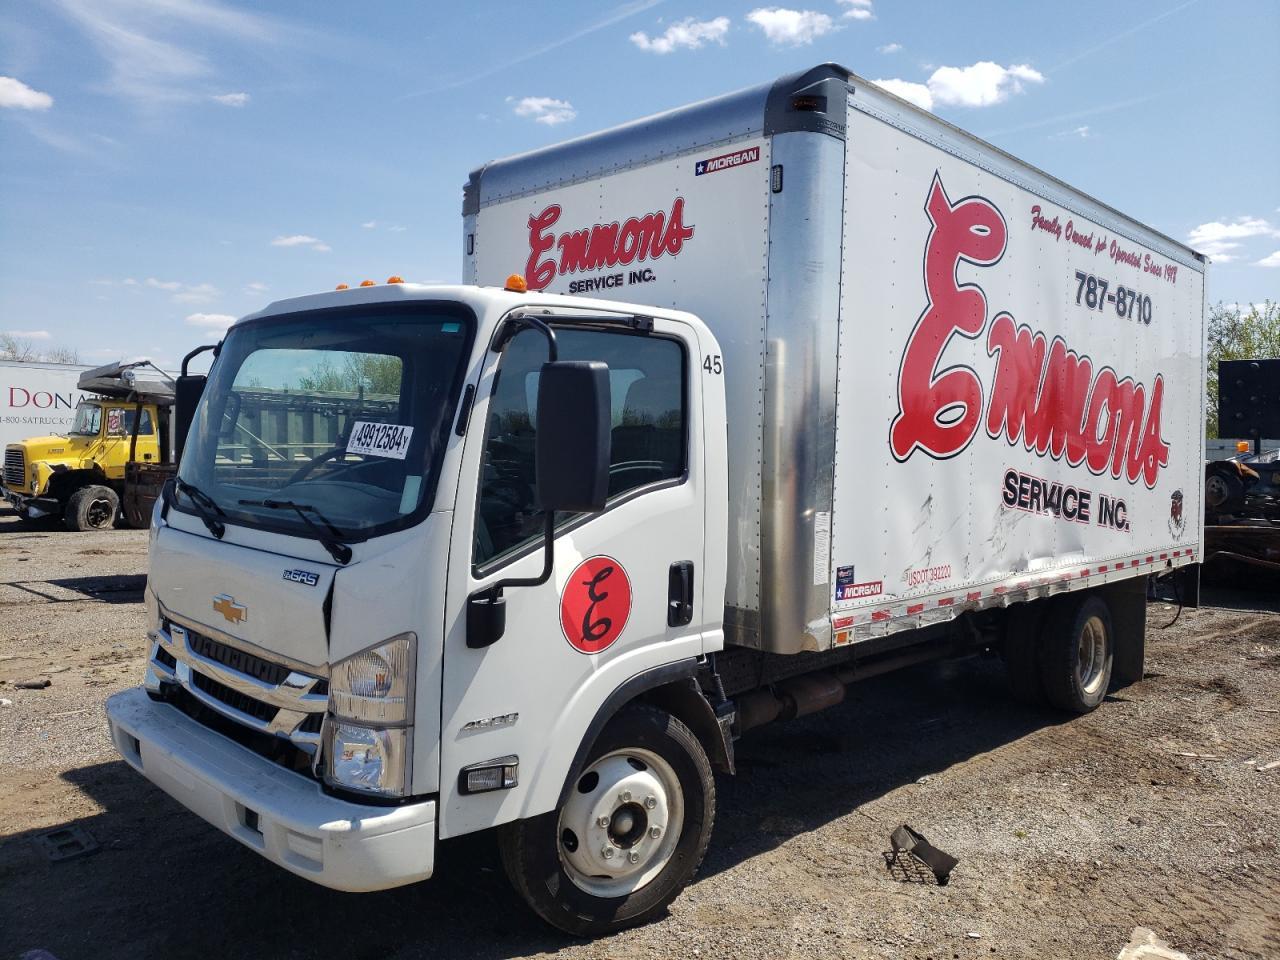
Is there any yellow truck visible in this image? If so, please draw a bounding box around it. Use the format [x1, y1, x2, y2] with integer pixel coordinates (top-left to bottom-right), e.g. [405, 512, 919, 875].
[2, 360, 174, 530]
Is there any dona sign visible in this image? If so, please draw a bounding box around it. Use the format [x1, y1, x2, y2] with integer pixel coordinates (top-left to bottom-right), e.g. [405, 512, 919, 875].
[0, 361, 90, 449]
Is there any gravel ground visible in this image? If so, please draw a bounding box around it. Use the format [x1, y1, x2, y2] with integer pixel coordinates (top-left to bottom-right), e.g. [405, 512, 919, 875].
[1, 509, 1277, 960]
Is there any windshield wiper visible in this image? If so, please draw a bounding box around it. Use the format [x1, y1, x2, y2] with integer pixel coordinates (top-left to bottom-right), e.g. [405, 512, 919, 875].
[239, 498, 353, 565]
[175, 478, 225, 539]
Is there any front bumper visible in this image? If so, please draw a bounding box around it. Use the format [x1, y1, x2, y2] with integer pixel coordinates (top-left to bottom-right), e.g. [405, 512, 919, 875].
[105, 687, 437, 892]
[2, 487, 59, 517]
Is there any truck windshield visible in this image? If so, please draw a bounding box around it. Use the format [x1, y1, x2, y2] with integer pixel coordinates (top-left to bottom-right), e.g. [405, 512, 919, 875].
[69, 402, 102, 435]
[176, 304, 474, 541]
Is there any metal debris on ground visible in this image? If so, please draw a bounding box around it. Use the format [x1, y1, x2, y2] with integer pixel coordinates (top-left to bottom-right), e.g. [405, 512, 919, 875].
[885, 823, 958, 886]
[32, 826, 100, 863]
[1115, 926, 1190, 960]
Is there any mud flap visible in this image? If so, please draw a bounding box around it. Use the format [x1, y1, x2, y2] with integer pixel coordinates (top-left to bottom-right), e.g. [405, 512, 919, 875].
[1103, 578, 1147, 688]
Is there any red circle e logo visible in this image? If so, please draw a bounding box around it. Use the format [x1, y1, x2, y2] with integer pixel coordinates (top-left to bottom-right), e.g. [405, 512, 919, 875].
[560, 556, 632, 654]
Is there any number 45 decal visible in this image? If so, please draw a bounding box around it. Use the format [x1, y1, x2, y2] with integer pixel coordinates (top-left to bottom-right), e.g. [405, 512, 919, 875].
[702, 354, 723, 375]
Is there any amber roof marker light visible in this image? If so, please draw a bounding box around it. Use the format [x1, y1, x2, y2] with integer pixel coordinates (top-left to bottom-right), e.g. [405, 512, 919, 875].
[504, 274, 528, 293]
[387, 275, 404, 284]
[359, 280, 376, 287]
[335, 283, 350, 290]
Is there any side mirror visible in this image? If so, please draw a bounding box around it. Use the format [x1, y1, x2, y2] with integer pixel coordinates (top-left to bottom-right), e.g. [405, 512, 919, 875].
[173, 374, 207, 464]
[536, 360, 611, 513]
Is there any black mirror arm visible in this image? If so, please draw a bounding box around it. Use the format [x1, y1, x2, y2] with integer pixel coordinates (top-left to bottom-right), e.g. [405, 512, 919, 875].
[181, 342, 220, 376]
[482, 314, 560, 600]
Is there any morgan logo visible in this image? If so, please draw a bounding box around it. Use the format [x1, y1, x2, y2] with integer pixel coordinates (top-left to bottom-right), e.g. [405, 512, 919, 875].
[559, 556, 632, 654]
[525, 199, 694, 291]
[695, 146, 760, 176]
[889, 173, 1169, 489]
[213, 594, 247, 625]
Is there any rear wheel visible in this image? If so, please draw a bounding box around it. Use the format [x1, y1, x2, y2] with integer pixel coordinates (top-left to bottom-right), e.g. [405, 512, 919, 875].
[64, 485, 118, 532]
[498, 704, 715, 936]
[1039, 593, 1114, 713]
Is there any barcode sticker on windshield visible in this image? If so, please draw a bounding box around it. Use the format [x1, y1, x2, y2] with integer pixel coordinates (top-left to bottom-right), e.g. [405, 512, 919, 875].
[347, 421, 413, 460]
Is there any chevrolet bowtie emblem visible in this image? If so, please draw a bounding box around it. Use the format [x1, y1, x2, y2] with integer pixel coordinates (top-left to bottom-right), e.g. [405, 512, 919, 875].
[213, 594, 247, 625]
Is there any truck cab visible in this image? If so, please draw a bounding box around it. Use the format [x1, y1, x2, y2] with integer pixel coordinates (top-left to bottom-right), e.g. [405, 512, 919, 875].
[106, 281, 728, 932]
[3, 387, 169, 530]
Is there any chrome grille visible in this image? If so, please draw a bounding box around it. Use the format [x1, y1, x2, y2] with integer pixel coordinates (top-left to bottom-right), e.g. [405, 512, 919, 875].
[147, 613, 327, 752]
[191, 670, 279, 723]
[175, 622, 290, 685]
[3, 447, 25, 488]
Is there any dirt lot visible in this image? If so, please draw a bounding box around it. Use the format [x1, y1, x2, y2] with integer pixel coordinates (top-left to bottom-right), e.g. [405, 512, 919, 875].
[1, 510, 1278, 960]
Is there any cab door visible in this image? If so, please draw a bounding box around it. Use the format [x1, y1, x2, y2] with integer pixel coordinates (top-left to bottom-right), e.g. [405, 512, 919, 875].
[439, 317, 709, 838]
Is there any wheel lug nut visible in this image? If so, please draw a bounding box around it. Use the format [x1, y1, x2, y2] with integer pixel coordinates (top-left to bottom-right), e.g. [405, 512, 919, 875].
[619, 790, 632, 802]
[597, 816, 610, 828]
[602, 846, 614, 859]
[644, 795, 657, 809]
[649, 826, 662, 838]
[628, 852, 640, 863]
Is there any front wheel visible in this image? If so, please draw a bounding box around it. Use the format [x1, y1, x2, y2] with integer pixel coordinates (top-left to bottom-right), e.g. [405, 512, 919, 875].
[498, 704, 715, 936]
[64, 485, 119, 532]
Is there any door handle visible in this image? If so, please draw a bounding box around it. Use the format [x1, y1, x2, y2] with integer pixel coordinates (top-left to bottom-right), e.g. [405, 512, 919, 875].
[667, 561, 694, 627]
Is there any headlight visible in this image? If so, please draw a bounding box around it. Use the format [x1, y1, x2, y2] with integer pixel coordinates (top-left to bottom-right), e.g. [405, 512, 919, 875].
[325, 723, 411, 797]
[329, 632, 416, 724]
[324, 633, 416, 797]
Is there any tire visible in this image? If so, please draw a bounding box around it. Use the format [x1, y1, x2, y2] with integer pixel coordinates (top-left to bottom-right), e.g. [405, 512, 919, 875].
[64, 485, 119, 532]
[1204, 467, 1244, 515]
[1002, 600, 1048, 705]
[1038, 593, 1114, 714]
[498, 704, 715, 936]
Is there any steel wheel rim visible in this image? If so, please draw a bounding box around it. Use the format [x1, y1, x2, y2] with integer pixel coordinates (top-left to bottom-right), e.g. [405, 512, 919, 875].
[1076, 615, 1108, 696]
[1205, 475, 1227, 508]
[557, 747, 684, 898]
[86, 497, 114, 529]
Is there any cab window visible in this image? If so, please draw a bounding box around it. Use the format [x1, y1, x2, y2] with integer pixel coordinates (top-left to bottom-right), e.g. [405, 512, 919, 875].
[106, 408, 154, 437]
[474, 327, 685, 568]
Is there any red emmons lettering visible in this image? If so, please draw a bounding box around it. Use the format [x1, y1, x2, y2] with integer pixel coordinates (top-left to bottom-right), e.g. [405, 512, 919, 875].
[525, 198, 694, 291]
[890, 173, 1169, 488]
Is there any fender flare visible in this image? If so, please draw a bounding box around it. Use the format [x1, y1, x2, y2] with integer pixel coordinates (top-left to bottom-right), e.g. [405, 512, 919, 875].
[555, 658, 734, 809]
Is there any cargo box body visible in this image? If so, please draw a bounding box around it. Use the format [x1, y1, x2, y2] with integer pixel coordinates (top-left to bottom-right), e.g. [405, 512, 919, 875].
[465, 64, 1206, 655]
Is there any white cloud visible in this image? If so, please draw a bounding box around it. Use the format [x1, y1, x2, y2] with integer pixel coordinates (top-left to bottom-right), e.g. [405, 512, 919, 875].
[272, 234, 331, 252]
[928, 62, 1044, 108]
[361, 220, 378, 229]
[211, 91, 249, 107]
[245, 281, 268, 293]
[5, 329, 52, 340]
[746, 8, 834, 45]
[874, 61, 1045, 112]
[185, 312, 236, 332]
[51, 0, 282, 107]
[145, 277, 183, 291]
[838, 0, 874, 20]
[0, 76, 53, 110]
[1187, 217, 1280, 262]
[877, 42, 902, 54]
[1052, 125, 1092, 140]
[509, 96, 576, 126]
[173, 282, 219, 304]
[388, 225, 407, 232]
[872, 78, 933, 110]
[630, 16, 730, 53]
[1257, 251, 1280, 268]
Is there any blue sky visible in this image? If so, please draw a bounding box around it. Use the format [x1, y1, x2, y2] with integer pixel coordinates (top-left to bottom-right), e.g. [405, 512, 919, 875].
[1, 0, 1276, 370]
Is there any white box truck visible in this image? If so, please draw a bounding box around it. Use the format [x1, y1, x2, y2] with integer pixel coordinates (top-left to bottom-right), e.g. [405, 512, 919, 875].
[105, 63, 1206, 934]
[0, 358, 91, 451]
